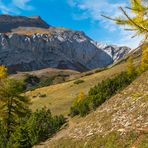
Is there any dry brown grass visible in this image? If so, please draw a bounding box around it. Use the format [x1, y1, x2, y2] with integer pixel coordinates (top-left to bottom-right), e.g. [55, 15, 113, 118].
[34, 70, 148, 148]
[26, 62, 129, 115]
[9, 27, 70, 36]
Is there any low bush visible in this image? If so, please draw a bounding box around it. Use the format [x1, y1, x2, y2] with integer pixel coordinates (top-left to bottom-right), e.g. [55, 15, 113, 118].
[84, 72, 94, 76]
[7, 108, 65, 147]
[70, 71, 137, 117]
[95, 68, 107, 73]
[74, 79, 84, 84]
[25, 76, 55, 91]
[39, 93, 47, 98]
[0, 120, 7, 148]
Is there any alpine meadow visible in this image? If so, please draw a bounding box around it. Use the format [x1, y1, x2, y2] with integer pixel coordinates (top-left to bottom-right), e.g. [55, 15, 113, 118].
[0, 0, 147, 148]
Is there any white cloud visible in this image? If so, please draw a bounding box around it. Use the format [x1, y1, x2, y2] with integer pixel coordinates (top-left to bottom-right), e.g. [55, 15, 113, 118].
[68, 0, 143, 48]
[0, 0, 16, 14]
[0, 0, 33, 14]
[115, 31, 144, 48]
[68, 0, 127, 29]
[12, 0, 33, 10]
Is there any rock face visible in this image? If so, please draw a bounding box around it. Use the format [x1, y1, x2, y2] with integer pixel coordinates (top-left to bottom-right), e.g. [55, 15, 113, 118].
[0, 15, 49, 32]
[0, 15, 131, 73]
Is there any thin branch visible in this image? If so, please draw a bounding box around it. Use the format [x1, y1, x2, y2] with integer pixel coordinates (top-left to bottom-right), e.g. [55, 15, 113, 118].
[124, 28, 137, 31]
[119, 7, 148, 33]
[101, 14, 116, 21]
[126, 7, 141, 12]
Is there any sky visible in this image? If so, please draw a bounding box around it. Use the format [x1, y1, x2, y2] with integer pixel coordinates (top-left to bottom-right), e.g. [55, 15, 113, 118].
[0, 0, 144, 48]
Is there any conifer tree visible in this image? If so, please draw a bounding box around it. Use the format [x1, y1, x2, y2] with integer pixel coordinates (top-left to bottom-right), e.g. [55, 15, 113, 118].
[102, 0, 148, 39]
[102, 0, 148, 72]
[7, 126, 32, 148]
[0, 78, 30, 140]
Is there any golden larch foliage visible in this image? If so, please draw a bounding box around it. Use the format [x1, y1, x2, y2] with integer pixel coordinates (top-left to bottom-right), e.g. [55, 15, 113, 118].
[77, 91, 85, 103]
[127, 56, 134, 75]
[140, 43, 148, 72]
[0, 65, 7, 79]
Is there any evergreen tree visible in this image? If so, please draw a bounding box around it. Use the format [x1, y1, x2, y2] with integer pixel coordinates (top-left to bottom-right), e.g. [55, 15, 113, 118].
[0, 78, 30, 140]
[0, 120, 7, 148]
[7, 126, 32, 148]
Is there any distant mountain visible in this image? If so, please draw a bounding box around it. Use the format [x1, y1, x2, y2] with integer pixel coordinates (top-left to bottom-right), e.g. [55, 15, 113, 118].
[0, 15, 131, 73]
[0, 15, 49, 32]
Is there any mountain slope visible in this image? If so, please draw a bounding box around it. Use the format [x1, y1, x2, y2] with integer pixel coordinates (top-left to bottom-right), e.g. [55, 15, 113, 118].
[0, 15, 130, 73]
[0, 15, 49, 32]
[35, 70, 148, 148]
[26, 55, 141, 115]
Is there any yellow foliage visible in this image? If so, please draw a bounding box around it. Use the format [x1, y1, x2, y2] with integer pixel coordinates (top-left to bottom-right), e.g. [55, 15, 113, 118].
[77, 91, 85, 103]
[127, 56, 134, 75]
[104, 0, 148, 39]
[72, 91, 85, 107]
[0, 65, 7, 79]
[140, 43, 148, 72]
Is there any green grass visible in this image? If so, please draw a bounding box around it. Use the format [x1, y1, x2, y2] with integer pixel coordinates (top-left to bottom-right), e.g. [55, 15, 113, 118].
[49, 131, 139, 148]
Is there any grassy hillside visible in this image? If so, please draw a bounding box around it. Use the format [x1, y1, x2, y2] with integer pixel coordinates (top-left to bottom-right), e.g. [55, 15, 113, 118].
[26, 56, 140, 115]
[35, 70, 148, 148]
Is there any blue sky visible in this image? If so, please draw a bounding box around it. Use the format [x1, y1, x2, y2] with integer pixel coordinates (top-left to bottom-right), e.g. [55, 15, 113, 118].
[0, 0, 143, 48]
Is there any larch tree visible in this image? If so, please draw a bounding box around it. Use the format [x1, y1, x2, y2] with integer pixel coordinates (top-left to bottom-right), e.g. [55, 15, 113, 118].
[102, 0, 148, 39]
[0, 78, 31, 140]
[102, 0, 148, 71]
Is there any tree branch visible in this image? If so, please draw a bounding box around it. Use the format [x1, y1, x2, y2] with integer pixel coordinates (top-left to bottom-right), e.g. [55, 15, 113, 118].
[119, 7, 148, 33]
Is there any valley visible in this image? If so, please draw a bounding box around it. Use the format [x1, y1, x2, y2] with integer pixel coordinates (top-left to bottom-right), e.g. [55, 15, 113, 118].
[0, 0, 147, 146]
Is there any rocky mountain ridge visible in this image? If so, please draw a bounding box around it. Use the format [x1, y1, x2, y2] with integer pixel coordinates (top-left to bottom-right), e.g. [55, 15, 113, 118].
[0, 15, 131, 73]
[0, 15, 49, 33]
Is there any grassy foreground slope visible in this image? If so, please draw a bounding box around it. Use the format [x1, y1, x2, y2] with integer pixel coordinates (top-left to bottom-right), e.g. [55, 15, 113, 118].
[26, 61, 127, 115]
[26, 56, 140, 115]
[35, 70, 148, 148]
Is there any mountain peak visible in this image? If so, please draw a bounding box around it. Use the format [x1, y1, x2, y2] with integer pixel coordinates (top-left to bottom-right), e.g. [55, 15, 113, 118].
[0, 15, 50, 33]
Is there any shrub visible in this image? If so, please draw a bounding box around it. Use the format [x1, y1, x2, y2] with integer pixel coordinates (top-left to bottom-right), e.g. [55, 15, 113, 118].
[7, 108, 65, 147]
[0, 121, 7, 148]
[24, 75, 55, 91]
[70, 100, 89, 117]
[39, 94, 47, 98]
[24, 75, 40, 85]
[95, 68, 107, 73]
[25, 108, 65, 145]
[70, 71, 137, 117]
[84, 72, 94, 76]
[74, 79, 84, 84]
[7, 126, 32, 148]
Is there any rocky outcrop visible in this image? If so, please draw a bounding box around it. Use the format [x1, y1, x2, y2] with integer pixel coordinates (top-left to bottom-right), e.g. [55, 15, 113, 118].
[0, 15, 131, 73]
